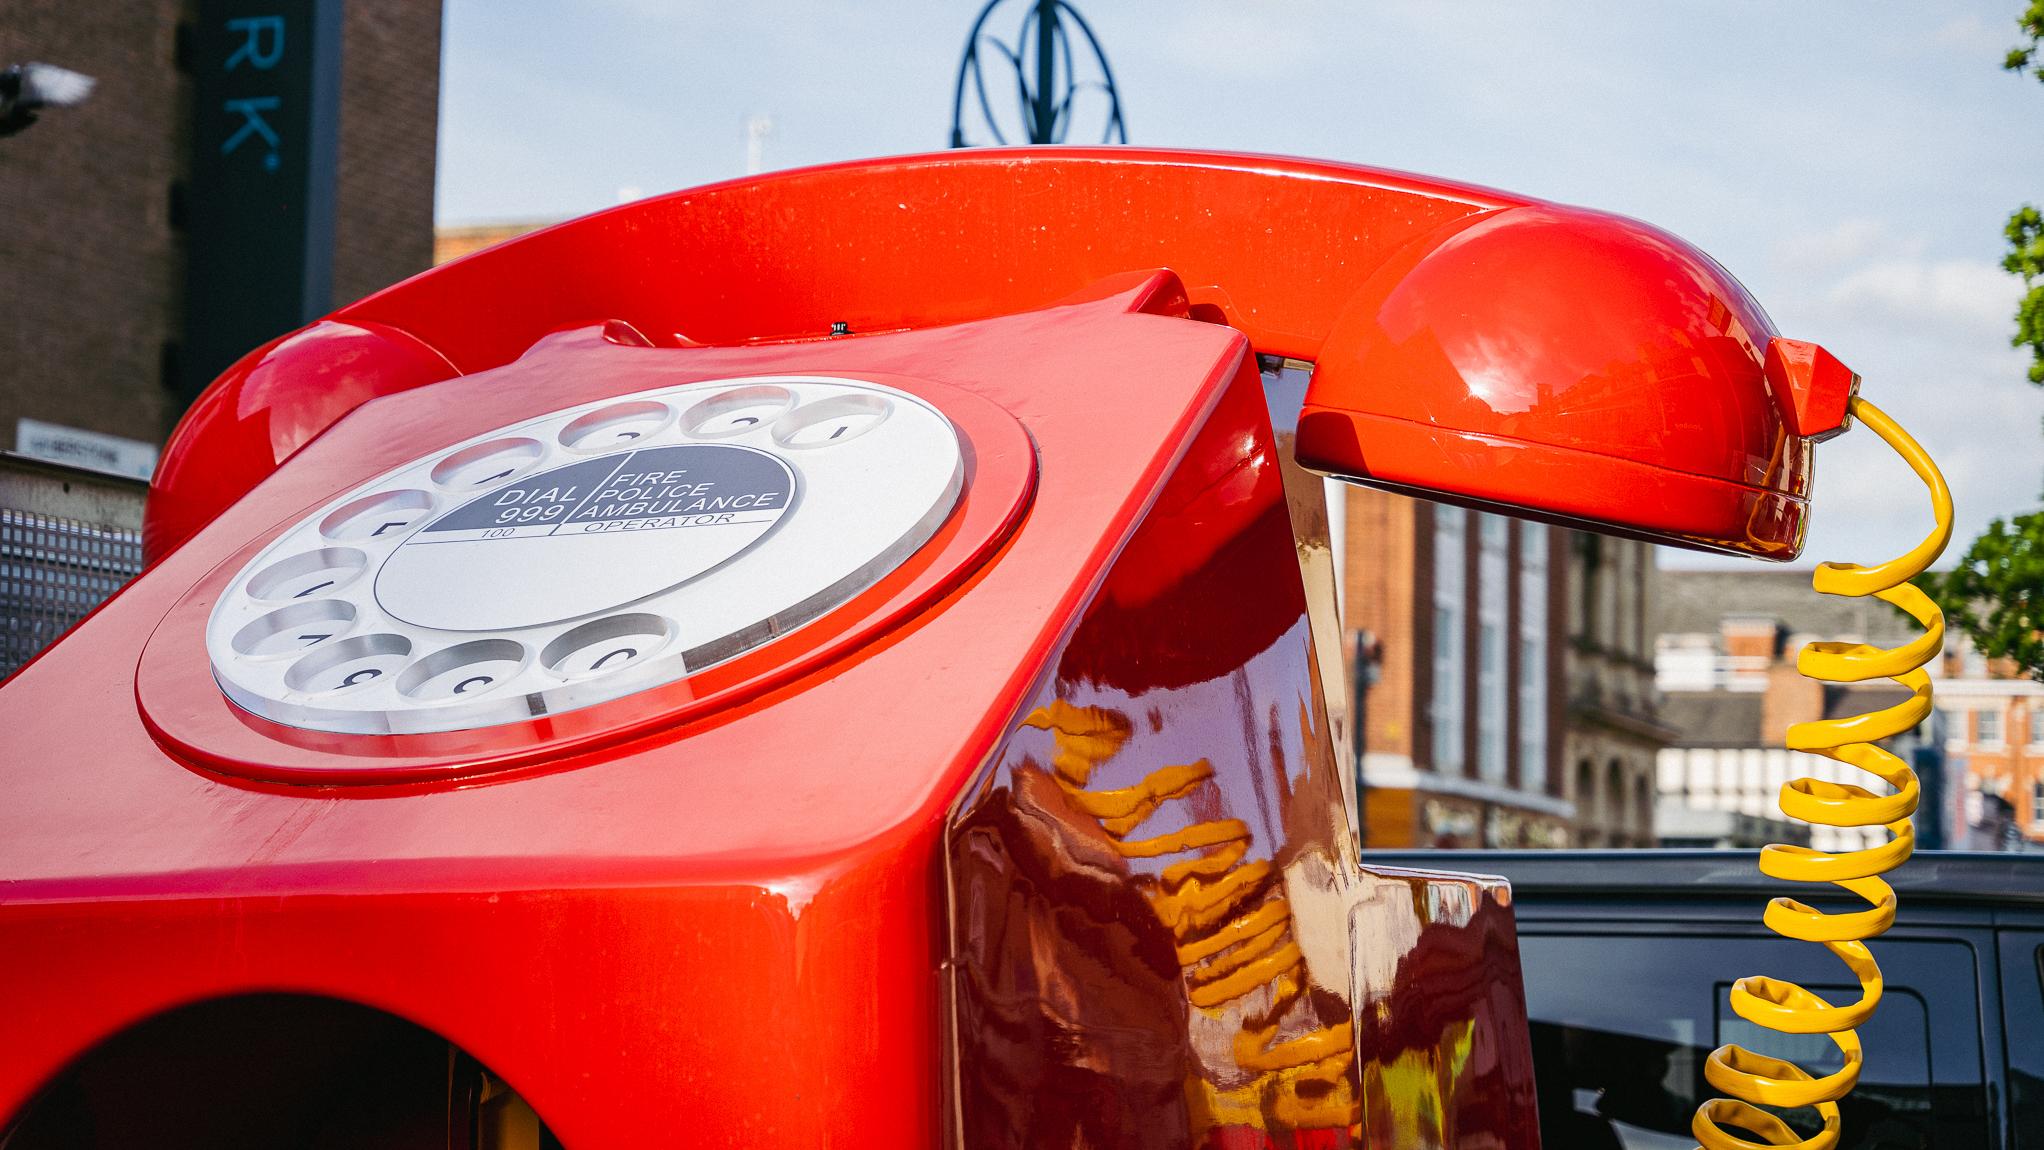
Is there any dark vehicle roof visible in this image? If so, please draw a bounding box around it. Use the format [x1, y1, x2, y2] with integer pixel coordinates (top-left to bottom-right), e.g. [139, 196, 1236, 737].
[1362, 849, 2044, 911]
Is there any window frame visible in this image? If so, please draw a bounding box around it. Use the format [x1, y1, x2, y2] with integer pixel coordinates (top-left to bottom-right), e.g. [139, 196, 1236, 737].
[1978, 707, 2004, 748]
[1517, 523, 1548, 794]
[1431, 505, 1466, 774]
[1476, 513, 1508, 783]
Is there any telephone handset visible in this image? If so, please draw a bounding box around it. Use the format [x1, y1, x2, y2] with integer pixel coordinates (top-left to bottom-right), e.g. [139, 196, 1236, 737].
[1289, 197, 1951, 1149]
[2, 150, 1947, 1147]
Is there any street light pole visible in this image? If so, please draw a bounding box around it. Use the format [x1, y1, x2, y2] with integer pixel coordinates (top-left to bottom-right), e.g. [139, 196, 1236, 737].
[1032, 0, 1058, 145]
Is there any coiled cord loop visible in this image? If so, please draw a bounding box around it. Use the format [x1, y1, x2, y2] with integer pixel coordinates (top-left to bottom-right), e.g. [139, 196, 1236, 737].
[1693, 398, 1951, 1150]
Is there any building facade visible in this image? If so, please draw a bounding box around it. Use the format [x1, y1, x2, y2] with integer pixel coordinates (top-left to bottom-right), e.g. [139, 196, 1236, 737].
[1, 1, 442, 452]
[1653, 569, 1967, 852]
[1938, 635, 2044, 849]
[434, 221, 552, 267]
[1336, 485, 1572, 848]
[1562, 532, 1672, 846]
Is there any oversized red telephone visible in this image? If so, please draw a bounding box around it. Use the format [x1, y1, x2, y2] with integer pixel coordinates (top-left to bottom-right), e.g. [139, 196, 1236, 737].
[0, 149, 1945, 1150]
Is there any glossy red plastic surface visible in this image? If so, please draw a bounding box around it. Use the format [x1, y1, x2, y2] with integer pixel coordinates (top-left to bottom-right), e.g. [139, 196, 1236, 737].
[0, 281, 1202, 1143]
[137, 326, 1038, 787]
[1763, 336, 1858, 442]
[145, 320, 456, 562]
[1, 265, 1541, 1147]
[144, 148, 1517, 560]
[947, 367, 1538, 1147]
[148, 149, 1841, 568]
[1295, 203, 1816, 559]
[11, 145, 1846, 1145]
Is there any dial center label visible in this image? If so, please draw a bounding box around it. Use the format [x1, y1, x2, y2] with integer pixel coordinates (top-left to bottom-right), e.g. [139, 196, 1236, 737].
[417, 444, 793, 541]
[375, 444, 796, 632]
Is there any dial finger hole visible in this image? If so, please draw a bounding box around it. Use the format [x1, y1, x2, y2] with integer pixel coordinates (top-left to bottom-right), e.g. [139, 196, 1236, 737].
[430, 437, 546, 491]
[559, 401, 673, 452]
[284, 633, 412, 696]
[245, 547, 369, 602]
[320, 489, 437, 542]
[771, 393, 891, 448]
[542, 613, 675, 679]
[231, 599, 358, 659]
[681, 386, 795, 438]
[396, 639, 529, 701]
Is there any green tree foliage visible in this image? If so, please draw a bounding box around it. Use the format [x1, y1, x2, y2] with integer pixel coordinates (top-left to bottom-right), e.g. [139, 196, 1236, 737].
[2005, 0, 2044, 78]
[2009, 204, 2044, 385]
[1925, 512, 2044, 680]
[1927, 8, 2044, 680]
[2007, 4, 2044, 383]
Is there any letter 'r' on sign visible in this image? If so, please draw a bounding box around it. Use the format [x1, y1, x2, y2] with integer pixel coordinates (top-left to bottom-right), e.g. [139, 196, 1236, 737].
[224, 17, 285, 70]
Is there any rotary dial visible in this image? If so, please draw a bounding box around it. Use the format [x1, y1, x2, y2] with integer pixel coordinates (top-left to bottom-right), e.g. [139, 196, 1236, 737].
[205, 376, 963, 735]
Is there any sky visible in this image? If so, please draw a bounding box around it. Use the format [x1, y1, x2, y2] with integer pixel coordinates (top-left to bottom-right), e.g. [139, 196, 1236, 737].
[436, 0, 2044, 571]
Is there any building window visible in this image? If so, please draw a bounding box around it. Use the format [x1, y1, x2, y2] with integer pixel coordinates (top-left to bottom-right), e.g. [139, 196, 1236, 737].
[1477, 514, 1509, 783]
[1597, 539, 1619, 651]
[2034, 780, 2044, 828]
[1608, 758, 1629, 836]
[1481, 513, 1509, 549]
[1574, 759, 1597, 841]
[1613, 541, 1635, 657]
[1479, 622, 1504, 779]
[1978, 708, 2003, 747]
[1432, 505, 1465, 774]
[1518, 523, 1548, 793]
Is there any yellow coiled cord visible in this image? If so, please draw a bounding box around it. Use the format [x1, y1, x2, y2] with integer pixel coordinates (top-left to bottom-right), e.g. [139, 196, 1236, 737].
[1693, 397, 1953, 1150]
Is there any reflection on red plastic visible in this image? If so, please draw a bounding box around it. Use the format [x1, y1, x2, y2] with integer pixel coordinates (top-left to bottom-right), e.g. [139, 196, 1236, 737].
[146, 321, 456, 562]
[946, 360, 1538, 1148]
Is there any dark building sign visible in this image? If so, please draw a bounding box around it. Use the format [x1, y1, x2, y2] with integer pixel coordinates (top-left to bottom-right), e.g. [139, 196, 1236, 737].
[181, 0, 342, 401]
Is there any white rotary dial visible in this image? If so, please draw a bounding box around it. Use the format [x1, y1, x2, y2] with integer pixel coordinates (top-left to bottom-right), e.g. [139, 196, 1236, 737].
[205, 376, 963, 734]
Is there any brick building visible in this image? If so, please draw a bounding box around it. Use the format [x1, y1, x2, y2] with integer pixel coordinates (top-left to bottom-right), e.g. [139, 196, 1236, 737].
[1938, 634, 2044, 849]
[0, 1, 442, 452]
[1653, 569, 1980, 851]
[1335, 484, 1573, 848]
[433, 220, 550, 266]
[1562, 533, 1674, 846]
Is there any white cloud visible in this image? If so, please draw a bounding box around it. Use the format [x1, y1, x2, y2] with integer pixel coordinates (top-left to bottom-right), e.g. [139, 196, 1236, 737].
[1767, 218, 2021, 343]
[1683, 215, 2040, 572]
[1934, 12, 2011, 56]
[1775, 218, 1898, 274]
[1826, 257, 2020, 340]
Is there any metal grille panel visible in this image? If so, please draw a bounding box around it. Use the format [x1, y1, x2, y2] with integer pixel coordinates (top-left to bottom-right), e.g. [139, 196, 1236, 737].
[1, 508, 144, 677]
[0, 452, 149, 680]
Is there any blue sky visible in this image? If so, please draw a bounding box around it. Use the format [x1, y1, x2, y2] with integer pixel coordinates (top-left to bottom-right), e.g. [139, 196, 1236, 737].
[437, 1, 2044, 570]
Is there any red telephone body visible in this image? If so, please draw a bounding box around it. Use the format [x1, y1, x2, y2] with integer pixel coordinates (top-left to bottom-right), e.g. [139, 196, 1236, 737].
[0, 149, 1842, 1148]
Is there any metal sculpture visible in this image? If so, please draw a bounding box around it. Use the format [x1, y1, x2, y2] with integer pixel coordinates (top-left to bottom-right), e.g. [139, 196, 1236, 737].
[950, 0, 1126, 147]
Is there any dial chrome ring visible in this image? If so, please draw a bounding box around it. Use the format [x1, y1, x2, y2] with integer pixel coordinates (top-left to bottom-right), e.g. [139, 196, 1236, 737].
[205, 376, 963, 735]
